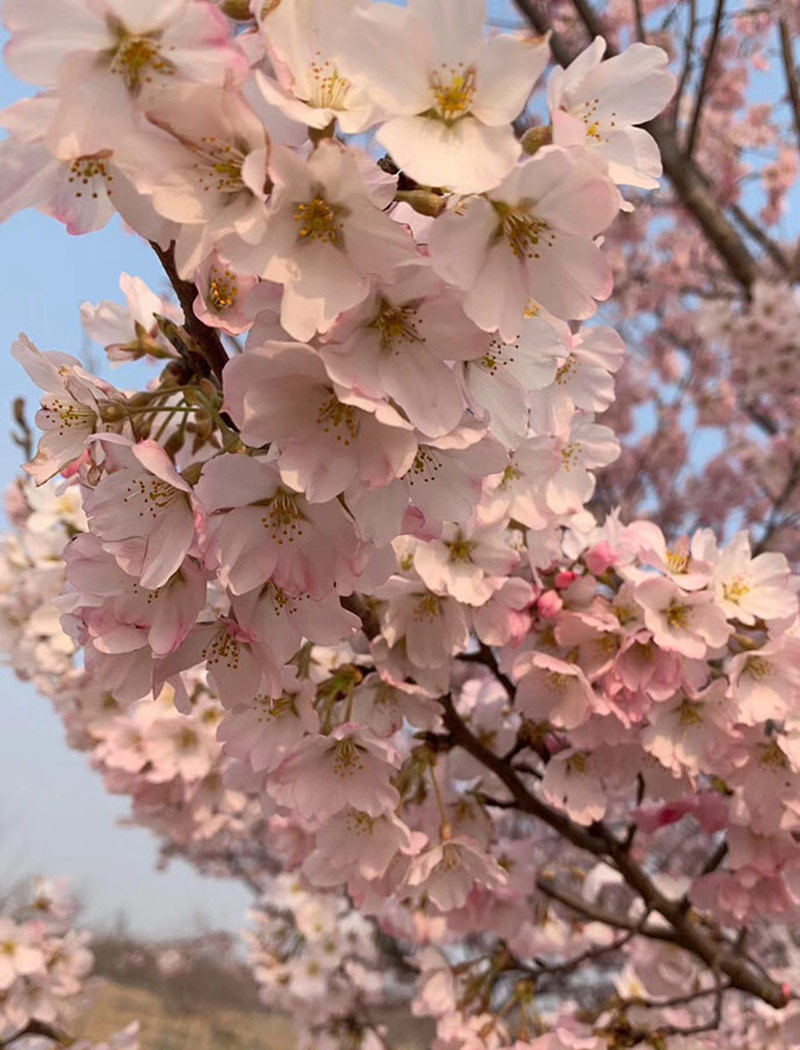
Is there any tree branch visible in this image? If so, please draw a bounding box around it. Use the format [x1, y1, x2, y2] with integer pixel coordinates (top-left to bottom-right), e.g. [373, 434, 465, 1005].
[536, 877, 678, 944]
[779, 18, 800, 153]
[685, 0, 726, 159]
[511, 0, 759, 290]
[440, 693, 789, 1008]
[673, 0, 698, 132]
[1, 1020, 74, 1048]
[149, 241, 230, 382]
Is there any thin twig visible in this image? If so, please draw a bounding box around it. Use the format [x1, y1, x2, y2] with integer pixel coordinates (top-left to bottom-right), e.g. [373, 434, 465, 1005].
[511, 0, 759, 290]
[440, 693, 789, 1008]
[673, 0, 698, 131]
[632, 0, 647, 41]
[686, 0, 726, 159]
[537, 877, 678, 944]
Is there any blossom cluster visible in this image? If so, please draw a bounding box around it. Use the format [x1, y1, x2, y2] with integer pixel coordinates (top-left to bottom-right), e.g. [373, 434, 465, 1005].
[0, 878, 92, 1043]
[3, 0, 800, 1048]
[244, 876, 393, 1050]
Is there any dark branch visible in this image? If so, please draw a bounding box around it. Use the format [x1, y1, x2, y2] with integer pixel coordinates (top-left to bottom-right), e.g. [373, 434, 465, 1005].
[685, 0, 726, 159]
[779, 19, 800, 153]
[1, 1020, 74, 1048]
[440, 693, 789, 1008]
[511, 0, 759, 290]
[537, 877, 678, 943]
[149, 241, 230, 382]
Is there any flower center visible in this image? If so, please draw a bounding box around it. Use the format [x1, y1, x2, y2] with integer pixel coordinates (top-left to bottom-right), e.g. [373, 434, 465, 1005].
[496, 204, 555, 260]
[261, 490, 305, 543]
[178, 728, 199, 751]
[40, 397, 96, 436]
[345, 811, 375, 835]
[430, 64, 477, 124]
[758, 740, 789, 770]
[447, 537, 476, 563]
[480, 336, 518, 376]
[723, 576, 750, 602]
[332, 738, 366, 777]
[499, 463, 522, 489]
[208, 268, 239, 311]
[316, 396, 359, 444]
[665, 547, 690, 574]
[68, 153, 113, 202]
[122, 477, 182, 520]
[294, 197, 344, 245]
[678, 700, 703, 727]
[203, 625, 242, 671]
[745, 656, 772, 679]
[193, 137, 247, 194]
[567, 751, 589, 775]
[407, 447, 443, 487]
[372, 302, 424, 352]
[555, 356, 579, 385]
[269, 693, 298, 720]
[414, 593, 441, 622]
[110, 34, 172, 91]
[561, 442, 581, 471]
[308, 56, 351, 111]
[546, 671, 569, 691]
[665, 602, 690, 629]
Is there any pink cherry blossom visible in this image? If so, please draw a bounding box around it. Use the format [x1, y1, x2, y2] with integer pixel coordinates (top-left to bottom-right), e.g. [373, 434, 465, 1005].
[429, 146, 619, 338]
[339, 0, 550, 195]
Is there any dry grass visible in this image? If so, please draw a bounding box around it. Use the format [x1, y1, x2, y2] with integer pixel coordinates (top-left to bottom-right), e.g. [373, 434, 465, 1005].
[75, 979, 296, 1050]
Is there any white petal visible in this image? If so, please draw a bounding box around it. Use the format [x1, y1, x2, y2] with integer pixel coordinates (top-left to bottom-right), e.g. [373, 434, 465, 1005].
[472, 33, 549, 125]
[379, 115, 519, 194]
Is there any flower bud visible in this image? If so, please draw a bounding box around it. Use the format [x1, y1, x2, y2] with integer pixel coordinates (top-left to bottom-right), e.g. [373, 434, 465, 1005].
[394, 190, 447, 217]
[220, 0, 253, 20]
[520, 125, 552, 155]
[98, 402, 127, 424]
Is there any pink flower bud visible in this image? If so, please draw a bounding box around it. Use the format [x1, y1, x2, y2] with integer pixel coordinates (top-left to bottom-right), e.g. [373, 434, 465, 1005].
[584, 541, 618, 576]
[537, 590, 563, 618]
[554, 570, 578, 590]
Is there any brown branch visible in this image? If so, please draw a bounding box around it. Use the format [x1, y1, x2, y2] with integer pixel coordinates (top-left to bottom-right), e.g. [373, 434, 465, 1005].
[647, 121, 758, 290]
[511, 0, 759, 291]
[650, 975, 725, 1040]
[569, 0, 611, 45]
[700, 839, 728, 876]
[149, 241, 230, 382]
[779, 19, 800, 153]
[511, 0, 573, 65]
[341, 593, 382, 640]
[728, 198, 791, 273]
[440, 694, 789, 1009]
[685, 0, 726, 159]
[536, 877, 678, 944]
[753, 455, 800, 554]
[458, 644, 516, 699]
[632, 0, 647, 41]
[11, 397, 33, 461]
[1, 1020, 74, 1048]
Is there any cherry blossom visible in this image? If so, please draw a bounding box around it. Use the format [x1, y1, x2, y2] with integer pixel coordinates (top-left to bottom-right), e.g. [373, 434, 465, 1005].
[429, 146, 619, 338]
[338, 0, 550, 194]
